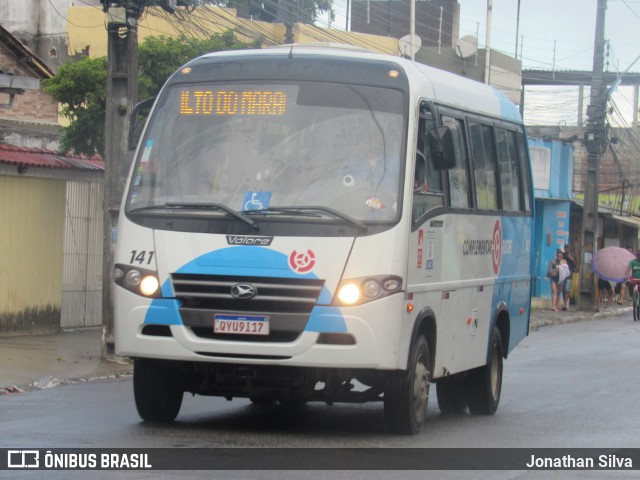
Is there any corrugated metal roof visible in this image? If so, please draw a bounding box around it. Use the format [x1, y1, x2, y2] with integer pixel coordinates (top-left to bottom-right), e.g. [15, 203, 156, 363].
[0, 144, 104, 172]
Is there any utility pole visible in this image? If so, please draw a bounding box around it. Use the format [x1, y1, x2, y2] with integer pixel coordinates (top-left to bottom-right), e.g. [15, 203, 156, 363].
[578, 0, 607, 311]
[484, 0, 493, 84]
[99, 0, 192, 358]
[101, 0, 142, 357]
[279, 0, 294, 43]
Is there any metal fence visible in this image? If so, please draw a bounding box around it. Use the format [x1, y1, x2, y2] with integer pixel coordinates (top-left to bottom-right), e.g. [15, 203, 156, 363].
[62, 180, 103, 328]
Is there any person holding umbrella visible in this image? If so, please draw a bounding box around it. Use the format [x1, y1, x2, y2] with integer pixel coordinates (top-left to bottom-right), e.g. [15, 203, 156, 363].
[593, 247, 636, 286]
[595, 276, 613, 312]
[593, 246, 636, 313]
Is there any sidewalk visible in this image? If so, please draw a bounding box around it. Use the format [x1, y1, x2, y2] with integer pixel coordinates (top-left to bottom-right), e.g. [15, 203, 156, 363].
[0, 327, 132, 394]
[529, 302, 632, 331]
[0, 303, 633, 394]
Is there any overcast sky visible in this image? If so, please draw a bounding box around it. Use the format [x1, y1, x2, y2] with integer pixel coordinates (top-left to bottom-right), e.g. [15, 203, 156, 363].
[457, 0, 639, 126]
[319, 0, 639, 126]
[457, 0, 639, 73]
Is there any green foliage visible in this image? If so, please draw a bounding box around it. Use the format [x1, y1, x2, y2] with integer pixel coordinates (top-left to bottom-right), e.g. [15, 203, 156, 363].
[42, 57, 107, 155]
[43, 31, 261, 156]
[138, 31, 262, 99]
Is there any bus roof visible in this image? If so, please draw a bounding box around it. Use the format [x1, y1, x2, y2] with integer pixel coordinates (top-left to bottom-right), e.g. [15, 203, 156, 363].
[188, 45, 522, 123]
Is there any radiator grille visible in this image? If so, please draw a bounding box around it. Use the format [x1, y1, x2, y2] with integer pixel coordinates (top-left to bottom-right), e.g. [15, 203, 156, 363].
[171, 274, 325, 314]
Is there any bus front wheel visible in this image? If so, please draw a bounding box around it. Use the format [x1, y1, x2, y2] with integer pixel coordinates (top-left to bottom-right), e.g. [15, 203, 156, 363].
[134, 358, 183, 422]
[384, 335, 431, 434]
[465, 326, 503, 415]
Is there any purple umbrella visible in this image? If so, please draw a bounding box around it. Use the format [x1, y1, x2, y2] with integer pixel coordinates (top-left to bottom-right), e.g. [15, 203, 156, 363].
[592, 246, 635, 283]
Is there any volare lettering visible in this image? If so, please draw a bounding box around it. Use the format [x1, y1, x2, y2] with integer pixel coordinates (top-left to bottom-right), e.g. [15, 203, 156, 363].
[226, 235, 273, 246]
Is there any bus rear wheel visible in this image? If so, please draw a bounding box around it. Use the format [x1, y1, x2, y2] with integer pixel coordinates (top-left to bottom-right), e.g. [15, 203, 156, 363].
[466, 326, 503, 415]
[134, 358, 184, 422]
[384, 335, 431, 434]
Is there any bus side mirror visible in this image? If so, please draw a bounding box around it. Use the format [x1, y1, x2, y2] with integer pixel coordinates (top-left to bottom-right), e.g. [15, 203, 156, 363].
[428, 126, 456, 170]
[128, 98, 155, 151]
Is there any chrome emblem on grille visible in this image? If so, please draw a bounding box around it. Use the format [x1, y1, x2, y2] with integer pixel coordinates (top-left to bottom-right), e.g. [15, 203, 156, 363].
[231, 283, 257, 299]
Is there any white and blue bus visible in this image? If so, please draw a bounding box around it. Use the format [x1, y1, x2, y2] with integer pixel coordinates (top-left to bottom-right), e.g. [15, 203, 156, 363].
[114, 44, 534, 434]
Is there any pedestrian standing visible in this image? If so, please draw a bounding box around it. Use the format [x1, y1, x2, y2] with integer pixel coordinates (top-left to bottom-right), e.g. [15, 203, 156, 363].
[595, 276, 613, 312]
[547, 250, 563, 311]
[561, 244, 576, 310]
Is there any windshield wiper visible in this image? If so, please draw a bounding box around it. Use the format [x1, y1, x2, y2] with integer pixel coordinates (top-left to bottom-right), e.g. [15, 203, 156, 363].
[130, 202, 257, 229]
[245, 206, 367, 232]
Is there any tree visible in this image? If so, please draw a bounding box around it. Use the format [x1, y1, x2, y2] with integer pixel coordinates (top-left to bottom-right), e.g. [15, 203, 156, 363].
[42, 56, 107, 156]
[43, 31, 261, 156]
[137, 30, 262, 100]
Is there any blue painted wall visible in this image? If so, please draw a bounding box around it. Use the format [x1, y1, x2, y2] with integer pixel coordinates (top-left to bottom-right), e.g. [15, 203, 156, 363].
[534, 199, 571, 297]
[529, 138, 574, 298]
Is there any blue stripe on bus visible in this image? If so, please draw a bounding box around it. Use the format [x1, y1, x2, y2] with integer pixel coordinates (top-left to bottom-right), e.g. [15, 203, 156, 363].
[143, 300, 182, 325]
[493, 88, 522, 122]
[488, 216, 532, 353]
[144, 246, 346, 332]
[306, 306, 348, 332]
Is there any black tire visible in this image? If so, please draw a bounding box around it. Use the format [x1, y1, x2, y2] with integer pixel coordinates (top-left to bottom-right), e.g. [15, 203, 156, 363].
[466, 326, 503, 415]
[436, 375, 468, 414]
[134, 358, 183, 422]
[384, 335, 431, 434]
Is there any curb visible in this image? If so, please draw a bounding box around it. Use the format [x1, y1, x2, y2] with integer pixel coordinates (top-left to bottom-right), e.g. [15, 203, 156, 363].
[530, 306, 632, 331]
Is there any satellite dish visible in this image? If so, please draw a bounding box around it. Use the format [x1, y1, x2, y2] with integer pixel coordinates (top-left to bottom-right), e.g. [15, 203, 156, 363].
[455, 35, 477, 59]
[398, 34, 422, 58]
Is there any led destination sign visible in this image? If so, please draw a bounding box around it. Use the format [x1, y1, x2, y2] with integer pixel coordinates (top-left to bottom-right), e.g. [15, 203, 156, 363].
[179, 90, 287, 116]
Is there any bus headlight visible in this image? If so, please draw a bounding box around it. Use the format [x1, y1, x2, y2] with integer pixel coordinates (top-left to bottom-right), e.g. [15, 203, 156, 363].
[125, 269, 141, 288]
[140, 275, 160, 296]
[114, 264, 161, 298]
[334, 275, 402, 306]
[337, 283, 361, 305]
[363, 279, 381, 298]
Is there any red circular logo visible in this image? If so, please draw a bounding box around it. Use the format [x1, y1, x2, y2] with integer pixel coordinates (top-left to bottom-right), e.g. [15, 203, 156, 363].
[289, 250, 316, 273]
[492, 220, 502, 275]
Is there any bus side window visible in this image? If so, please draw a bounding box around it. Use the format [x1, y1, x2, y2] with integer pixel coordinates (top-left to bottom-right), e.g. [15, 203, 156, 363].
[469, 122, 499, 210]
[441, 116, 472, 209]
[412, 116, 444, 224]
[496, 128, 522, 212]
[517, 129, 532, 213]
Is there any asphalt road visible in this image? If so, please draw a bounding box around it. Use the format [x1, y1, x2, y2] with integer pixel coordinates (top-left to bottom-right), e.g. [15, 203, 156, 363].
[1, 313, 639, 479]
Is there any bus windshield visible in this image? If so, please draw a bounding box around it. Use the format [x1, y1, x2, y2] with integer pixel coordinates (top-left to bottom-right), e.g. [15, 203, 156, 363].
[127, 81, 405, 223]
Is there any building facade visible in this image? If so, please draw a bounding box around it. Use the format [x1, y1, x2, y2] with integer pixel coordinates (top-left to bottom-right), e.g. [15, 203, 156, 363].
[350, 0, 459, 48]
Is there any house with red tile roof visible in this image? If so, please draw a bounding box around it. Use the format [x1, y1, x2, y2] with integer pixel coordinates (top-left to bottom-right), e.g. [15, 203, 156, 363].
[0, 23, 107, 335]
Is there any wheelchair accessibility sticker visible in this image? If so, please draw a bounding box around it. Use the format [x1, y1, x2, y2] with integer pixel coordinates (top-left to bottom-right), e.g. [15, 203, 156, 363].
[243, 191, 272, 211]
